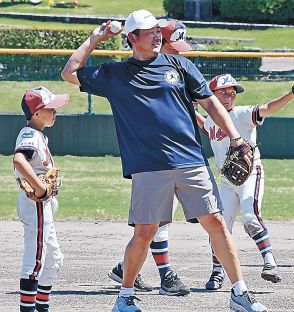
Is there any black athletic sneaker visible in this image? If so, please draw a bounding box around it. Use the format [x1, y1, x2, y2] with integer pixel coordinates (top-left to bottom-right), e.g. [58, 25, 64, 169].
[108, 263, 153, 292]
[261, 263, 281, 283]
[159, 271, 190, 296]
[205, 269, 225, 290]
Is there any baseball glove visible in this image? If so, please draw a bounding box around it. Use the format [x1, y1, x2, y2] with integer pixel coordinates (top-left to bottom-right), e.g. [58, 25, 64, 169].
[221, 140, 255, 186]
[19, 168, 60, 201]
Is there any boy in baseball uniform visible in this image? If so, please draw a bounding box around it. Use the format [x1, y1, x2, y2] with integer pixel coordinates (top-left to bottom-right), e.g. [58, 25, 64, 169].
[13, 87, 68, 311]
[195, 74, 294, 290]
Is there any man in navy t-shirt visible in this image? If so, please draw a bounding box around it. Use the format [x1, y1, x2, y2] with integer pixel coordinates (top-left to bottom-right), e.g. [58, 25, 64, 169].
[62, 10, 267, 312]
[107, 19, 195, 297]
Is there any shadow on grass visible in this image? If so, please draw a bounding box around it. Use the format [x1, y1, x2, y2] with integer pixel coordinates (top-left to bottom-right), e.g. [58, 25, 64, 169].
[0, 1, 91, 8]
[0, 1, 38, 7]
[76, 4, 91, 8]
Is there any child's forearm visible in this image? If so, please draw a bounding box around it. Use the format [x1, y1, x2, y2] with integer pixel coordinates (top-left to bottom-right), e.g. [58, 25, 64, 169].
[13, 153, 47, 196]
[259, 88, 294, 117]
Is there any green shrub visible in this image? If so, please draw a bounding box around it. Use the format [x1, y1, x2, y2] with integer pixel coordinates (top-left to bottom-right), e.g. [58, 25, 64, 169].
[212, 0, 221, 16]
[273, 2, 294, 24]
[218, 0, 294, 24]
[163, 0, 185, 19]
[0, 29, 119, 50]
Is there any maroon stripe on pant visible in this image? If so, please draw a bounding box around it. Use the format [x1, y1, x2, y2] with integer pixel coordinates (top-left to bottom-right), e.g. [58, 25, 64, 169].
[30, 201, 44, 280]
[253, 165, 265, 229]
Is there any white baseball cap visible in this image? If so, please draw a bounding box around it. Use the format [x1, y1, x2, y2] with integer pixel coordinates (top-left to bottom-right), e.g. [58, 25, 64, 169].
[209, 74, 245, 93]
[160, 20, 192, 52]
[123, 9, 167, 35]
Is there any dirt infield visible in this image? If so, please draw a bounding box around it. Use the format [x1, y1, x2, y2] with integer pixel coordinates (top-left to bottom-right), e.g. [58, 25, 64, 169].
[1, 219, 293, 312]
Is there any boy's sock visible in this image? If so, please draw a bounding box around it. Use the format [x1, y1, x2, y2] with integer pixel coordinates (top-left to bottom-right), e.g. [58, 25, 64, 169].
[35, 285, 52, 312]
[20, 278, 38, 312]
[252, 229, 276, 265]
[150, 240, 171, 281]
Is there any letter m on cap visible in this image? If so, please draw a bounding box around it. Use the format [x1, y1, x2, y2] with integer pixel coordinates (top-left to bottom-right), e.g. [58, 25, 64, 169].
[222, 75, 231, 85]
[177, 31, 185, 41]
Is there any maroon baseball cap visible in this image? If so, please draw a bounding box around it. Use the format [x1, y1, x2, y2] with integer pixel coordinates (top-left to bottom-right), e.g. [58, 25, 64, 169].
[209, 74, 245, 93]
[160, 20, 192, 52]
[21, 87, 69, 120]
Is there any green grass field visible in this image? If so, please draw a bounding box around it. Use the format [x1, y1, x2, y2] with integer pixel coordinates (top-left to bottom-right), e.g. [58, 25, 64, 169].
[1, 80, 293, 116]
[1, 155, 293, 221]
[188, 27, 294, 50]
[0, 0, 165, 16]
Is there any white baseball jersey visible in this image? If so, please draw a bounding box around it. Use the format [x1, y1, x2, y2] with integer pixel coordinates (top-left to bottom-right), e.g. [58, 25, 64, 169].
[203, 105, 264, 171]
[203, 105, 266, 237]
[14, 126, 54, 180]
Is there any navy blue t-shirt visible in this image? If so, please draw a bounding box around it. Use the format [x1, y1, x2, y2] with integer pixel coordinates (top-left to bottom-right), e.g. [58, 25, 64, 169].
[77, 53, 213, 178]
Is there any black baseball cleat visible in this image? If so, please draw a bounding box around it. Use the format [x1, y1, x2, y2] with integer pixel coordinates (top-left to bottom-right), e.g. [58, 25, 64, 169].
[205, 269, 225, 290]
[261, 263, 281, 283]
[108, 263, 153, 292]
[159, 270, 190, 296]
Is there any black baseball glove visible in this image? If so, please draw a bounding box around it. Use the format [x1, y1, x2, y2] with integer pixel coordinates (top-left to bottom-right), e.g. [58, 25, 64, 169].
[221, 140, 255, 186]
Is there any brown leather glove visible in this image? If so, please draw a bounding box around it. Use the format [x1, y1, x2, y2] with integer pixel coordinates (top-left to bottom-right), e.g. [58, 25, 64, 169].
[221, 140, 255, 186]
[19, 168, 60, 201]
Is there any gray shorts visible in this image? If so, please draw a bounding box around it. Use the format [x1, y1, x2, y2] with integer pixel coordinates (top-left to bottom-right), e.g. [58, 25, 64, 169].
[128, 166, 223, 226]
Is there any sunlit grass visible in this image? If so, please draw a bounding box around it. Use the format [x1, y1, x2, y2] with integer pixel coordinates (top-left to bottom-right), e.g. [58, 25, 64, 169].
[0, 0, 165, 16]
[1, 155, 293, 220]
[1, 81, 293, 116]
[188, 27, 294, 50]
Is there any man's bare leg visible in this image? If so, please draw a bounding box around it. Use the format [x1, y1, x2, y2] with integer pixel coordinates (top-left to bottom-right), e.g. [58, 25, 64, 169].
[122, 223, 159, 288]
[198, 213, 242, 283]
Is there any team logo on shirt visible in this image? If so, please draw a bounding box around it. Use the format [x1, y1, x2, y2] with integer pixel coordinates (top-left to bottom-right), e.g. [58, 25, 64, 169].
[164, 70, 180, 85]
[209, 125, 227, 141]
[21, 130, 35, 138]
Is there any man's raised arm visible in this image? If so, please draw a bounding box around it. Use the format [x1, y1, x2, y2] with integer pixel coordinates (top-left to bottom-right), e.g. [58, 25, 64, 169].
[61, 21, 120, 85]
